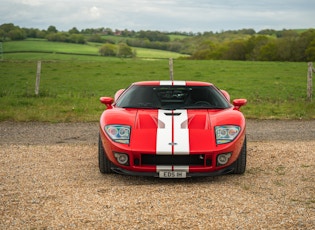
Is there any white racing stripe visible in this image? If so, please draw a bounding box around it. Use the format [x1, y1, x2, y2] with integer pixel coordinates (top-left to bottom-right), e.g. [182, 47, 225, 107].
[173, 110, 189, 155]
[160, 80, 172, 85]
[160, 80, 186, 86]
[156, 165, 172, 172]
[156, 110, 173, 154]
[156, 110, 190, 155]
[156, 165, 189, 173]
[156, 80, 190, 172]
[173, 166, 189, 172]
[157, 80, 189, 154]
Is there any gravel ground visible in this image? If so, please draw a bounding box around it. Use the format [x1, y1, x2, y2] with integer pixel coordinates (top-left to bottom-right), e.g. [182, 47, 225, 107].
[0, 120, 314, 229]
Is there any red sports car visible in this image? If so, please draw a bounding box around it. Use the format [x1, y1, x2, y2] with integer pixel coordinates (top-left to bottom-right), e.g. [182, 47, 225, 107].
[99, 81, 247, 178]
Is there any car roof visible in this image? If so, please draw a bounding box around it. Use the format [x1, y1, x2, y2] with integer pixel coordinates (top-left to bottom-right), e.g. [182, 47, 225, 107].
[132, 81, 213, 86]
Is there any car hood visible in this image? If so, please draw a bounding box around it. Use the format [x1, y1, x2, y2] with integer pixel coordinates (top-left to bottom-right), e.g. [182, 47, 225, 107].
[102, 108, 245, 153]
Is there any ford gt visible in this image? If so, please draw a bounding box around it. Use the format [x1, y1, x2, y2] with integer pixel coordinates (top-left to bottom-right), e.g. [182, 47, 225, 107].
[99, 80, 247, 178]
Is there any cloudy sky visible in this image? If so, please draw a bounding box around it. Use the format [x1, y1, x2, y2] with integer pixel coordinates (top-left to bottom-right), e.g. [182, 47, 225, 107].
[1, 0, 314, 32]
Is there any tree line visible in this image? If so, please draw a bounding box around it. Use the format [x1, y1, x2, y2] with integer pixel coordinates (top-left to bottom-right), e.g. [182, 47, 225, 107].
[1, 23, 314, 61]
[190, 30, 315, 61]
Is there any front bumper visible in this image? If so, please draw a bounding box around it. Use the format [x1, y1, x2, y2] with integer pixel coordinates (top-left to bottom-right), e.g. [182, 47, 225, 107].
[111, 164, 235, 177]
[100, 125, 245, 178]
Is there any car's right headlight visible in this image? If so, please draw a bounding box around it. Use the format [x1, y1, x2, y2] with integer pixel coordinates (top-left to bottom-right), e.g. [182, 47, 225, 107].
[215, 125, 240, 144]
[105, 125, 131, 144]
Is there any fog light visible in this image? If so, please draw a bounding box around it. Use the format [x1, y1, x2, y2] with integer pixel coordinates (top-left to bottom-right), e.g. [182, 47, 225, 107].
[114, 152, 129, 165]
[217, 153, 232, 166]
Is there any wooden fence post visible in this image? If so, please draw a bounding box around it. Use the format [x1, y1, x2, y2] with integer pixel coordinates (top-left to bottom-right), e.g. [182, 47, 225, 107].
[307, 62, 314, 101]
[169, 58, 174, 81]
[35, 61, 41, 96]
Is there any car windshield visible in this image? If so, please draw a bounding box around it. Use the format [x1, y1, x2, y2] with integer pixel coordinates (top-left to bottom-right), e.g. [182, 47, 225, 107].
[115, 85, 231, 110]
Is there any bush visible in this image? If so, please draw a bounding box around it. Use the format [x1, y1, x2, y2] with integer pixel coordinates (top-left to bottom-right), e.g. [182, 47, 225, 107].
[99, 43, 116, 56]
[117, 43, 134, 58]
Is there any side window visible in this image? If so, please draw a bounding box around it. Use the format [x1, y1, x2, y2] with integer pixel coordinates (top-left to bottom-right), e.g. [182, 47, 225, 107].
[116, 86, 137, 107]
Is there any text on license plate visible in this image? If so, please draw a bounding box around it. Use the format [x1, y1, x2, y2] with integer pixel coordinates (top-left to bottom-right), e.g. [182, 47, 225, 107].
[159, 171, 186, 178]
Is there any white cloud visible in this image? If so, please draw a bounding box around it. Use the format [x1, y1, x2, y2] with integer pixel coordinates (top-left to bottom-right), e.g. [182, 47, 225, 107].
[1, 0, 314, 32]
[89, 6, 101, 19]
[20, 0, 43, 6]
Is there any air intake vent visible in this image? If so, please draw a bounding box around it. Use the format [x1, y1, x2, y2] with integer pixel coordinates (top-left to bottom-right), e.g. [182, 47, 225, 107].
[164, 112, 181, 116]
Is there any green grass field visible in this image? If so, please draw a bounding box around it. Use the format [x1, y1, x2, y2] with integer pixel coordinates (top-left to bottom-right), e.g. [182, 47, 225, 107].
[3, 40, 187, 59]
[0, 40, 314, 122]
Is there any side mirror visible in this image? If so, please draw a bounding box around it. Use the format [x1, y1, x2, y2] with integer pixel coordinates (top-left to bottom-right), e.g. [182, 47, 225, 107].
[221, 90, 230, 102]
[233, 99, 247, 111]
[100, 97, 114, 109]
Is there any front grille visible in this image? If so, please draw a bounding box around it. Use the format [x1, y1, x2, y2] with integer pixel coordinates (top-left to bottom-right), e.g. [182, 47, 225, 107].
[141, 154, 206, 166]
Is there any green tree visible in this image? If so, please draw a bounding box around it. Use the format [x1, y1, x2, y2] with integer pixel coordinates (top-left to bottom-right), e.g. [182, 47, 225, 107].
[47, 25, 58, 33]
[69, 27, 80, 34]
[305, 39, 315, 61]
[69, 34, 85, 44]
[0, 23, 15, 33]
[46, 32, 67, 42]
[276, 29, 298, 38]
[246, 35, 271, 60]
[258, 29, 276, 35]
[222, 40, 247, 60]
[99, 43, 116, 56]
[137, 30, 170, 42]
[8, 28, 26, 40]
[299, 29, 315, 61]
[23, 28, 38, 38]
[191, 40, 216, 59]
[238, 28, 256, 35]
[0, 29, 5, 41]
[104, 28, 114, 35]
[168, 41, 182, 52]
[258, 41, 277, 61]
[36, 30, 47, 38]
[117, 43, 133, 58]
[0, 23, 20, 40]
[88, 34, 104, 43]
[276, 38, 293, 61]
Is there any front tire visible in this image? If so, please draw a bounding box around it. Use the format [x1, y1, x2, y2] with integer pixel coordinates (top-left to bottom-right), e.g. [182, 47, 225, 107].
[233, 136, 247, 174]
[98, 134, 113, 174]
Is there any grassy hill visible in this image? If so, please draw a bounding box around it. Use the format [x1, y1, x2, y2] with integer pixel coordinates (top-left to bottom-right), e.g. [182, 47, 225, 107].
[2, 39, 188, 60]
[0, 39, 314, 121]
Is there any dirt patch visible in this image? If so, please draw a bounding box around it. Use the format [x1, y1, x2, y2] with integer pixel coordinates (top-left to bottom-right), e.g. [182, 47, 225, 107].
[0, 120, 314, 229]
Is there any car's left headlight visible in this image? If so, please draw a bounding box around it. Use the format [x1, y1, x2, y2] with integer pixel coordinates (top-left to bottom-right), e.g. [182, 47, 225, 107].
[215, 125, 240, 144]
[105, 125, 131, 144]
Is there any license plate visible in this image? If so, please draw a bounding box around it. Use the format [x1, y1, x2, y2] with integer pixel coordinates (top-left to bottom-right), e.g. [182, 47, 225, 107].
[159, 171, 186, 178]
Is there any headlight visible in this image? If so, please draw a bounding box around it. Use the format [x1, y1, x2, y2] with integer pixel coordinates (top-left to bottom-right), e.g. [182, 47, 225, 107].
[105, 125, 131, 144]
[215, 125, 240, 144]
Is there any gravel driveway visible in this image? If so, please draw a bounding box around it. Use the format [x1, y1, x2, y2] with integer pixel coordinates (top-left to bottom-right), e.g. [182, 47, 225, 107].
[0, 120, 314, 229]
